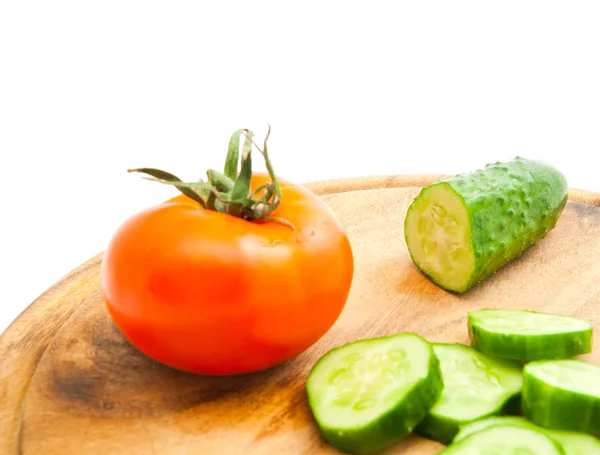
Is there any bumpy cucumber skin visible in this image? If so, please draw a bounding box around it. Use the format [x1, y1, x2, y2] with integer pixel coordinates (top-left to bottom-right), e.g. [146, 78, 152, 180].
[306, 334, 444, 455]
[523, 360, 600, 436]
[468, 310, 593, 361]
[405, 157, 568, 293]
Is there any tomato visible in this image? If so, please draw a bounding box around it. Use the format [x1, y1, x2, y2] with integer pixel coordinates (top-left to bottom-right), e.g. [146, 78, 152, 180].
[100, 172, 354, 375]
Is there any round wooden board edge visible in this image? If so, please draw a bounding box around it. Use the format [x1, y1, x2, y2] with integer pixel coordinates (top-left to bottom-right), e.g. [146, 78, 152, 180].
[1, 173, 599, 454]
[304, 174, 600, 205]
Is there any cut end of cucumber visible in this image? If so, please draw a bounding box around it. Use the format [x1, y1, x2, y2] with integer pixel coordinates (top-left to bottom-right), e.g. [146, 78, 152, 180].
[405, 183, 475, 293]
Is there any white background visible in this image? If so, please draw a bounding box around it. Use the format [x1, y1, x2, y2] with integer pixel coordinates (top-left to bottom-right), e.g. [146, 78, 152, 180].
[1, 1, 599, 334]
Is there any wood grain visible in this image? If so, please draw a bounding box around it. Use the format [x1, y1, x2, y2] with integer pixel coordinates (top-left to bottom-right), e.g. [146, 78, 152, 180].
[2, 174, 600, 455]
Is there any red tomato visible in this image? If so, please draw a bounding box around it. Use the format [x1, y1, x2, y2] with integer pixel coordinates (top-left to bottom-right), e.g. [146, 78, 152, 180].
[100, 173, 354, 375]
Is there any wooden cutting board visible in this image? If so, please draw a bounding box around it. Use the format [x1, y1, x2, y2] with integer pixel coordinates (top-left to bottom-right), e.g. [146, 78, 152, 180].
[2, 175, 600, 455]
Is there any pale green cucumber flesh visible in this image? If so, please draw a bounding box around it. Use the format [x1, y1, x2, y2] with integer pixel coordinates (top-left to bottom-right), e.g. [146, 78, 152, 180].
[549, 430, 600, 455]
[468, 309, 593, 361]
[523, 359, 600, 436]
[440, 425, 565, 454]
[454, 416, 538, 442]
[404, 157, 568, 293]
[404, 182, 475, 292]
[305, 332, 443, 454]
[415, 343, 523, 444]
[455, 416, 600, 455]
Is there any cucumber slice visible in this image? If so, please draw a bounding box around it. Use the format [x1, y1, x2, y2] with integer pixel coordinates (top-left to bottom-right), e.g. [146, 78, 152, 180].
[440, 425, 566, 454]
[523, 359, 600, 436]
[468, 309, 593, 361]
[549, 430, 600, 455]
[455, 416, 600, 455]
[415, 343, 523, 444]
[404, 157, 568, 293]
[454, 416, 538, 441]
[305, 332, 443, 454]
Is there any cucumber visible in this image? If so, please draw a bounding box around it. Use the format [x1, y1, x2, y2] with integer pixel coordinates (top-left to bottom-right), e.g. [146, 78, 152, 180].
[455, 416, 600, 455]
[454, 416, 538, 441]
[548, 430, 600, 455]
[468, 309, 593, 361]
[439, 425, 566, 454]
[522, 359, 600, 436]
[305, 332, 443, 454]
[404, 157, 568, 293]
[415, 343, 523, 444]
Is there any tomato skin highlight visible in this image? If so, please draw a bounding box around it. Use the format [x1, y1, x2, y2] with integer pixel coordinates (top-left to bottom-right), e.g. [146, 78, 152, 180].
[100, 174, 354, 375]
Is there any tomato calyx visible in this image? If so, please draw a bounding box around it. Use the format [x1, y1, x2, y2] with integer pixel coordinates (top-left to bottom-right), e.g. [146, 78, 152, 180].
[128, 125, 293, 228]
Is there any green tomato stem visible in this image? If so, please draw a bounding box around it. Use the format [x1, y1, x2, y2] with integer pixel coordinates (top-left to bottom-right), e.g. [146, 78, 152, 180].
[128, 125, 289, 225]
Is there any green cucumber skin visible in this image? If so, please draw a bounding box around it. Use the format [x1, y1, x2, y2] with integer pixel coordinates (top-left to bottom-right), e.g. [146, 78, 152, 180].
[407, 157, 568, 293]
[468, 312, 593, 361]
[469, 325, 593, 361]
[523, 361, 600, 436]
[306, 334, 444, 455]
[416, 413, 461, 446]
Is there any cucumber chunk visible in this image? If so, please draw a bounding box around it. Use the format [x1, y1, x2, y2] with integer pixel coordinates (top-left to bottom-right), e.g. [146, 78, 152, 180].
[305, 332, 443, 454]
[415, 343, 523, 444]
[404, 157, 568, 293]
[523, 359, 600, 436]
[468, 309, 593, 361]
[455, 416, 600, 455]
[440, 425, 566, 454]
